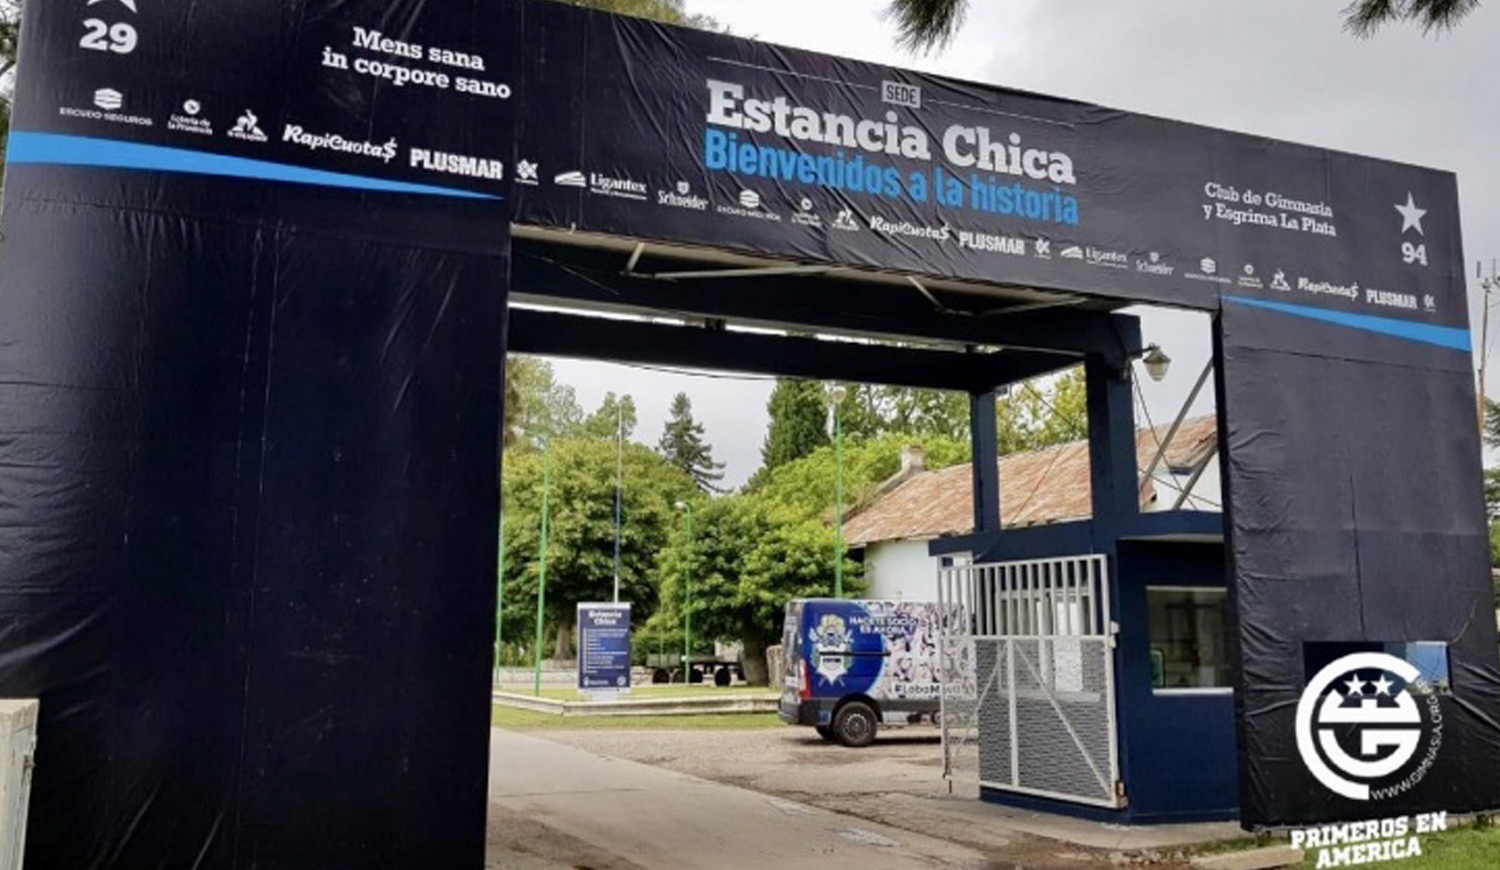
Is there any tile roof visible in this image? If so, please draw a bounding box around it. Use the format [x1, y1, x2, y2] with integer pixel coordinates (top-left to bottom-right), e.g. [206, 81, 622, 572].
[842, 415, 1217, 546]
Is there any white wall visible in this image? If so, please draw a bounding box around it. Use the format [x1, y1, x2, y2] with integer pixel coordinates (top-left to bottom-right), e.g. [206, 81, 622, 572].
[1146, 454, 1222, 513]
[862, 539, 943, 602]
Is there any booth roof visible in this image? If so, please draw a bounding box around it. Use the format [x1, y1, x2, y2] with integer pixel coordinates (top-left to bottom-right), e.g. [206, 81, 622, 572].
[843, 416, 1218, 547]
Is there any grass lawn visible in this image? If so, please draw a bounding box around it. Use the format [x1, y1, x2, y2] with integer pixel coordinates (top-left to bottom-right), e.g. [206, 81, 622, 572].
[493, 705, 784, 730]
[493, 684, 775, 701]
[1291, 823, 1500, 869]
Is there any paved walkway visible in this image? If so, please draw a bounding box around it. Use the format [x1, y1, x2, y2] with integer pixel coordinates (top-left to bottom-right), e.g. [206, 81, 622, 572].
[488, 729, 992, 870]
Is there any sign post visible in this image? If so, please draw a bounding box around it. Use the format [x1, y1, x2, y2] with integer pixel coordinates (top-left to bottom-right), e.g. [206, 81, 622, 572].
[577, 603, 632, 701]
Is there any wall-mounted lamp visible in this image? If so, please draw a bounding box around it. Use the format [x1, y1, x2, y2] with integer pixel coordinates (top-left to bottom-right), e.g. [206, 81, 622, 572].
[1143, 345, 1172, 383]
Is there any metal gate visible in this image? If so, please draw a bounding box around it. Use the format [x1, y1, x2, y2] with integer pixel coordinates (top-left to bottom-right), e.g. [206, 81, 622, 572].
[938, 555, 1123, 809]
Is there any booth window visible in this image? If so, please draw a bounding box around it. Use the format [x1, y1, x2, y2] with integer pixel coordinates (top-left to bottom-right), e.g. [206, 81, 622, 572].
[1148, 587, 1231, 692]
[1304, 641, 1451, 695]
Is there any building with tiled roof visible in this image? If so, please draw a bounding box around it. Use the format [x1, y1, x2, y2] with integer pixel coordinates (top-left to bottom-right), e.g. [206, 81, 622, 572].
[844, 416, 1219, 601]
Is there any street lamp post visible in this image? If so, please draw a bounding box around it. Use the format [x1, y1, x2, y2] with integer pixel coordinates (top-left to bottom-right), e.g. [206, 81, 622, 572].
[613, 402, 624, 604]
[494, 507, 505, 687]
[1480, 261, 1499, 434]
[830, 384, 848, 598]
[675, 499, 692, 683]
[532, 437, 553, 698]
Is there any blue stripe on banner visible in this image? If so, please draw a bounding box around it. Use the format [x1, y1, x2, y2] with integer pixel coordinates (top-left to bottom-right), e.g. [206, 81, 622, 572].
[1224, 295, 1471, 352]
[7, 131, 498, 201]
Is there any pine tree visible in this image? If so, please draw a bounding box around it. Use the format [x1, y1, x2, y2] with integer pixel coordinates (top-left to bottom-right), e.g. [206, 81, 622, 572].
[657, 392, 725, 492]
[760, 379, 830, 474]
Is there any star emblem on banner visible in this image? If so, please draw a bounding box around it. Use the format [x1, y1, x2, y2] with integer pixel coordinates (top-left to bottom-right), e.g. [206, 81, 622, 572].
[88, 0, 139, 10]
[1395, 192, 1427, 236]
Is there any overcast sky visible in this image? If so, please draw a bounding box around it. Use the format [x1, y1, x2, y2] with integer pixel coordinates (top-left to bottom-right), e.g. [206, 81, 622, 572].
[547, 0, 1500, 487]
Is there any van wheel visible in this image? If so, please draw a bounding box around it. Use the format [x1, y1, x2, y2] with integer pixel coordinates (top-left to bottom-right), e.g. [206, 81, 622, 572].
[815, 725, 836, 742]
[833, 701, 878, 748]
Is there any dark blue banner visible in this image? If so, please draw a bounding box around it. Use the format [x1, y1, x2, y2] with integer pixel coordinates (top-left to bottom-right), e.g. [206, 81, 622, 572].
[577, 603, 632, 695]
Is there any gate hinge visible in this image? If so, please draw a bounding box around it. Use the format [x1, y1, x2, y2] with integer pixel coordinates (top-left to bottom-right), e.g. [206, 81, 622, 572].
[1108, 620, 1120, 650]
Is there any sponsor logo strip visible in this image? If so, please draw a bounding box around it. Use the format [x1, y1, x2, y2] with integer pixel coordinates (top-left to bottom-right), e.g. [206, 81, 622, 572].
[8, 132, 498, 200]
[1224, 296, 1469, 352]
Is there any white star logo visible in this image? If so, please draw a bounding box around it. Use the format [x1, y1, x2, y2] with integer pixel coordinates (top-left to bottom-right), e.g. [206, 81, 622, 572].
[1395, 193, 1427, 236]
[1343, 677, 1367, 697]
[88, 0, 138, 11]
[1373, 675, 1395, 696]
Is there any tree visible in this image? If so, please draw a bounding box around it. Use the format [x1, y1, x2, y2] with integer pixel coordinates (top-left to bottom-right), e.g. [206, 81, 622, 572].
[578, 392, 638, 441]
[754, 432, 971, 523]
[653, 495, 863, 685]
[867, 386, 970, 440]
[1343, 0, 1480, 36]
[760, 379, 830, 475]
[504, 355, 583, 447]
[568, 0, 719, 29]
[887, 0, 1481, 51]
[0, 1, 20, 170]
[657, 392, 725, 492]
[500, 438, 698, 659]
[997, 367, 1088, 454]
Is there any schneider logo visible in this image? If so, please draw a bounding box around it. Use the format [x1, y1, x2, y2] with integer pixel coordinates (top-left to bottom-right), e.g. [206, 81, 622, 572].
[1136, 252, 1173, 276]
[1296, 652, 1442, 802]
[658, 181, 708, 211]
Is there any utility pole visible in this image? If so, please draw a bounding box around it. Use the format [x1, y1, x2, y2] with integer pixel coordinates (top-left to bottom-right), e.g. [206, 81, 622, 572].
[613, 402, 624, 603]
[829, 384, 848, 598]
[1481, 261, 1499, 436]
[675, 500, 693, 683]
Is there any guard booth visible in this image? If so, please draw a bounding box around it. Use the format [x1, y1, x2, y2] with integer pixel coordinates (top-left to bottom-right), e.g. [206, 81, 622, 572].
[933, 339, 1236, 822]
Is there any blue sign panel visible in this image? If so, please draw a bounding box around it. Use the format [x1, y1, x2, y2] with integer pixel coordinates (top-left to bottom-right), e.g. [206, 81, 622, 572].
[578, 603, 632, 697]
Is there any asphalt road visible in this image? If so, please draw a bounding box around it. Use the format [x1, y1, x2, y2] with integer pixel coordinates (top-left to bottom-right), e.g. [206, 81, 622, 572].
[487, 728, 994, 870]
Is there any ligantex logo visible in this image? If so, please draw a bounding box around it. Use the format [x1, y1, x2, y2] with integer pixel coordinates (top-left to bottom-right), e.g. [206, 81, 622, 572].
[1296, 652, 1442, 802]
[658, 180, 708, 211]
[228, 109, 267, 142]
[957, 230, 1025, 255]
[168, 99, 213, 136]
[1136, 251, 1173, 276]
[284, 125, 398, 163]
[590, 173, 648, 200]
[553, 170, 586, 188]
[1085, 247, 1128, 269]
[1060, 245, 1084, 260]
[410, 148, 503, 180]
